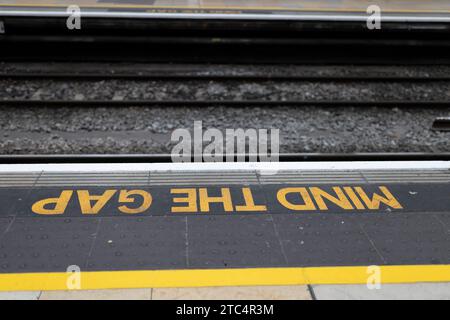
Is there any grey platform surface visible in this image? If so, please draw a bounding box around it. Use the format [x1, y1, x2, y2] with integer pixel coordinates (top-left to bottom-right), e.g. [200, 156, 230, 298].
[0, 168, 448, 274]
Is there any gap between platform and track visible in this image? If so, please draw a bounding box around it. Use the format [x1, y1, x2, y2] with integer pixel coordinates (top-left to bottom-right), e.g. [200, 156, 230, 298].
[0, 153, 449, 164]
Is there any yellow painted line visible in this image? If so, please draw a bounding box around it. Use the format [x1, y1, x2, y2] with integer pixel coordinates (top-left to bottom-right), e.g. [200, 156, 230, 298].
[0, 4, 450, 14]
[0, 265, 450, 291]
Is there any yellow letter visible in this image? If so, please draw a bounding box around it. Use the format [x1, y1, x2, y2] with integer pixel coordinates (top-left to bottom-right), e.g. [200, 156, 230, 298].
[118, 190, 152, 214]
[344, 187, 365, 209]
[235, 187, 267, 212]
[310, 187, 354, 210]
[32, 190, 73, 215]
[199, 188, 233, 212]
[277, 188, 316, 211]
[77, 190, 117, 215]
[354, 186, 403, 210]
[171, 188, 197, 213]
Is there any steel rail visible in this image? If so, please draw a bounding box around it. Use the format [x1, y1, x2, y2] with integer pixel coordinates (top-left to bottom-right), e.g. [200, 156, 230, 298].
[2, 10, 450, 23]
[0, 100, 449, 107]
[1, 73, 450, 82]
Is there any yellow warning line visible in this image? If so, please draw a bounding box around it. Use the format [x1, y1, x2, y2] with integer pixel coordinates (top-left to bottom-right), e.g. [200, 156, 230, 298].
[0, 265, 450, 291]
[0, 4, 450, 14]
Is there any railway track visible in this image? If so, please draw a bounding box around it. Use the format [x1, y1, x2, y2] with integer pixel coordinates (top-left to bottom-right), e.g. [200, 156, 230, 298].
[0, 17, 449, 155]
[1, 64, 449, 108]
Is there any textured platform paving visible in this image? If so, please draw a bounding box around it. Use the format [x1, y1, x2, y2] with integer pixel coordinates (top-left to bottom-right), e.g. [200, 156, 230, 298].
[1, 283, 450, 300]
[0, 286, 312, 300]
[0, 162, 449, 291]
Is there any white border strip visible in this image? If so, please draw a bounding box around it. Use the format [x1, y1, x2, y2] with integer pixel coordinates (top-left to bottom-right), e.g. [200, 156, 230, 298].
[0, 161, 448, 173]
[1, 11, 450, 22]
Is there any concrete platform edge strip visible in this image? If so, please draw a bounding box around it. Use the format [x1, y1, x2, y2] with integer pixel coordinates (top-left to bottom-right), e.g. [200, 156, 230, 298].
[0, 161, 448, 173]
[1, 265, 450, 291]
